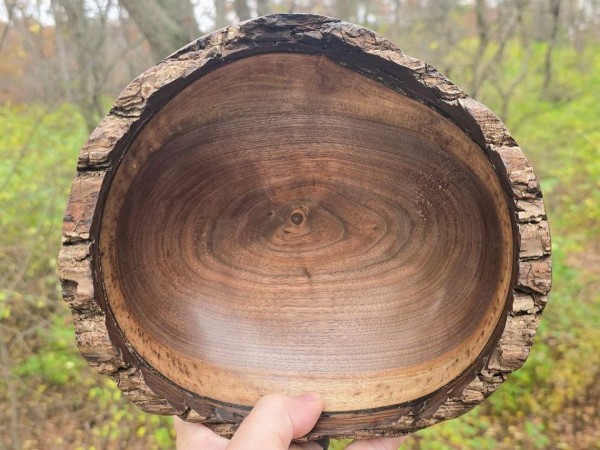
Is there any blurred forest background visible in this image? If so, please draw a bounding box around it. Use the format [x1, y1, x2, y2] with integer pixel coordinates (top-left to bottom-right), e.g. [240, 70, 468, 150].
[0, 0, 599, 449]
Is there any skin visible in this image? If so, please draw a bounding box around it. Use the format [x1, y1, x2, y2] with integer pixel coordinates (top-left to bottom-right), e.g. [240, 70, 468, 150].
[175, 393, 406, 450]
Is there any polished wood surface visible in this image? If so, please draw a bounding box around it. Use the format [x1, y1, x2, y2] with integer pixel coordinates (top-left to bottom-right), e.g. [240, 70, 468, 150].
[98, 53, 513, 411]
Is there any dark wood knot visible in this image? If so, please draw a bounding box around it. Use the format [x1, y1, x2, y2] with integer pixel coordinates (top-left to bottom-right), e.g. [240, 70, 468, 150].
[291, 212, 304, 225]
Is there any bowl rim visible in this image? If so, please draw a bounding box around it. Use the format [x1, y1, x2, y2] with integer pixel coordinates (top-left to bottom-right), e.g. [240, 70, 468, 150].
[58, 13, 551, 439]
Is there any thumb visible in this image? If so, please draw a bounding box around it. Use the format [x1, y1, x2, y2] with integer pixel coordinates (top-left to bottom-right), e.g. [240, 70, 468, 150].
[227, 393, 324, 450]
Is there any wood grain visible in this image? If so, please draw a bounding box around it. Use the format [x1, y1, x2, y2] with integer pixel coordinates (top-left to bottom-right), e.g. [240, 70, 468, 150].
[58, 14, 551, 439]
[99, 53, 512, 411]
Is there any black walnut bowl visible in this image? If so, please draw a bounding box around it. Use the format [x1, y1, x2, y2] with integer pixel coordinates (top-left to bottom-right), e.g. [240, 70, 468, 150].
[58, 14, 552, 440]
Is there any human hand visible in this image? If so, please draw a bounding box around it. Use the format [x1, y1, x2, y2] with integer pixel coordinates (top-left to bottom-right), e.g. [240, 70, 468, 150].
[174, 393, 406, 450]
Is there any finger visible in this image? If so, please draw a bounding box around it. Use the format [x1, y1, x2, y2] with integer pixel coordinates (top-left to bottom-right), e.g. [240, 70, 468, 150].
[174, 416, 229, 450]
[227, 393, 324, 450]
[346, 436, 407, 450]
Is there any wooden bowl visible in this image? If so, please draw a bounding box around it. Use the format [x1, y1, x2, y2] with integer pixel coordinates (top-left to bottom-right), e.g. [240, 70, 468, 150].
[58, 14, 551, 439]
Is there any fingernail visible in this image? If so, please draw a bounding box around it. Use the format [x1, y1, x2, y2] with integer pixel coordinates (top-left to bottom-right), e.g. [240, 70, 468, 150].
[298, 392, 321, 402]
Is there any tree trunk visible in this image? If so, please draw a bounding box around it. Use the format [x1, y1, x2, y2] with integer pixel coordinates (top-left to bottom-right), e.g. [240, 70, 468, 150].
[543, 0, 561, 92]
[233, 0, 251, 21]
[214, 0, 227, 28]
[119, 0, 196, 59]
[257, 0, 270, 16]
[51, 0, 107, 132]
[335, 0, 357, 21]
[157, 0, 198, 41]
[394, 0, 402, 27]
[471, 0, 489, 98]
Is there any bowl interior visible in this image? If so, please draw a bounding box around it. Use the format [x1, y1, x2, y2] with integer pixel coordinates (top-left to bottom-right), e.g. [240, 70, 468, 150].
[99, 53, 513, 411]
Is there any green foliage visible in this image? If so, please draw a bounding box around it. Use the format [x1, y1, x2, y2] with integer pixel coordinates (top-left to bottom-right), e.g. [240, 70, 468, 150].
[0, 102, 85, 268]
[504, 45, 600, 249]
[330, 439, 351, 449]
[13, 317, 85, 386]
[0, 103, 176, 449]
[85, 379, 175, 449]
[1, 39, 599, 450]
